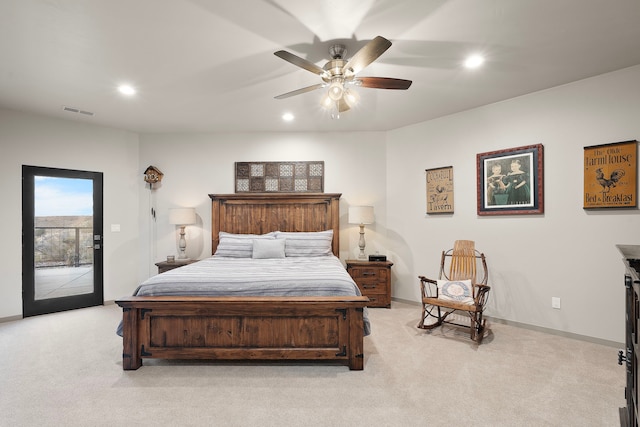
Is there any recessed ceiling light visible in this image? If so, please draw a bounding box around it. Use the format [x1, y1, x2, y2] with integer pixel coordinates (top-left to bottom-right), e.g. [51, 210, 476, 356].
[282, 112, 294, 122]
[464, 54, 485, 69]
[118, 84, 136, 96]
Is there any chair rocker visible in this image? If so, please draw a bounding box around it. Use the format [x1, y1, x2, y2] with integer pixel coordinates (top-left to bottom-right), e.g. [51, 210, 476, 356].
[418, 240, 490, 343]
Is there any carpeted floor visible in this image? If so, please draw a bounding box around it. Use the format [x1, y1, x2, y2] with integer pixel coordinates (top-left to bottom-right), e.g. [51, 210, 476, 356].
[0, 301, 625, 426]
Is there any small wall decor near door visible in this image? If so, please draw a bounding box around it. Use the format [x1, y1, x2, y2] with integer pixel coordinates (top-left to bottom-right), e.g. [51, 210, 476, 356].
[583, 140, 637, 209]
[143, 165, 164, 189]
[476, 144, 544, 216]
[425, 166, 454, 214]
[235, 161, 324, 193]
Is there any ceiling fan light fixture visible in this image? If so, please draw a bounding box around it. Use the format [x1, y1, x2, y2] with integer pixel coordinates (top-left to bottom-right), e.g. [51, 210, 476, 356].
[344, 88, 359, 108]
[327, 80, 344, 101]
[321, 94, 333, 109]
[320, 95, 340, 119]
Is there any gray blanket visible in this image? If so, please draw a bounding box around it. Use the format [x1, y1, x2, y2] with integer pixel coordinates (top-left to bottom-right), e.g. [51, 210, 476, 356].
[117, 255, 370, 336]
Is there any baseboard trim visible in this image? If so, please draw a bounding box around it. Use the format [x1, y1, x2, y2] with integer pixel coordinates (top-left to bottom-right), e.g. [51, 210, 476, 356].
[0, 300, 117, 324]
[1, 297, 624, 348]
[392, 297, 623, 348]
[0, 314, 23, 323]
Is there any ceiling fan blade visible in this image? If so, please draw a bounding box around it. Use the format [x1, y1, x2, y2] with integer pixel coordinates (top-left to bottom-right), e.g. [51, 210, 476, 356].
[274, 83, 325, 99]
[357, 77, 412, 90]
[343, 36, 392, 75]
[274, 50, 326, 76]
[337, 98, 351, 113]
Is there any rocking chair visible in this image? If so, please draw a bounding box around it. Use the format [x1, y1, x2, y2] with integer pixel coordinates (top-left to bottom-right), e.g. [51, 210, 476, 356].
[418, 240, 490, 343]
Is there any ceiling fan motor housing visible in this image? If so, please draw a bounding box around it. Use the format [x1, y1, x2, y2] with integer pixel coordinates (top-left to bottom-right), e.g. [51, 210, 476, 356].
[329, 44, 347, 59]
[322, 59, 348, 83]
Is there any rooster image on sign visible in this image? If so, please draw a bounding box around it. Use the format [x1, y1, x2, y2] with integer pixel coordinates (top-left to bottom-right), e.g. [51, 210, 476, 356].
[595, 168, 625, 193]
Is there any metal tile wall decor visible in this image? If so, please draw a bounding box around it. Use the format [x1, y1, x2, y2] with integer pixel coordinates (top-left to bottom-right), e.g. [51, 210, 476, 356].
[235, 161, 324, 193]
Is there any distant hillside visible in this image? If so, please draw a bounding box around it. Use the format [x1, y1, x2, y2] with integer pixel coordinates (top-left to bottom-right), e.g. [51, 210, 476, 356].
[35, 216, 92, 228]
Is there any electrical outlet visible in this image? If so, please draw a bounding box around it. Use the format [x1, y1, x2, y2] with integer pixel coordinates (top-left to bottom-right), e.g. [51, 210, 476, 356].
[552, 297, 561, 309]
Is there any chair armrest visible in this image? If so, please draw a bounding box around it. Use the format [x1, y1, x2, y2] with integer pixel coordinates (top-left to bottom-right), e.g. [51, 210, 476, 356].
[418, 276, 438, 298]
[474, 284, 491, 307]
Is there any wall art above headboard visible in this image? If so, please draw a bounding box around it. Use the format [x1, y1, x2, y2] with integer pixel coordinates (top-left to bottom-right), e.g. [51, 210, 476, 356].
[235, 161, 324, 193]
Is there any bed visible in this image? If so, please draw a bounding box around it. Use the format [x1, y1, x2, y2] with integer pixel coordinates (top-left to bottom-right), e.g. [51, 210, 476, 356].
[115, 193, 369, 370]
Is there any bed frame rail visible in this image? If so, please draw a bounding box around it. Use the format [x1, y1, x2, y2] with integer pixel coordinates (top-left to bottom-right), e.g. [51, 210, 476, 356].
[116, 295, 368, 370]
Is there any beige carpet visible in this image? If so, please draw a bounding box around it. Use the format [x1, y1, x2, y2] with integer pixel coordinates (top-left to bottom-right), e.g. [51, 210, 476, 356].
[0, 301, 624, 426]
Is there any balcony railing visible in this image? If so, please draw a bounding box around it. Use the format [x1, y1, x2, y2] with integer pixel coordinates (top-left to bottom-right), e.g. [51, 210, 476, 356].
[34, 226, 93, 268]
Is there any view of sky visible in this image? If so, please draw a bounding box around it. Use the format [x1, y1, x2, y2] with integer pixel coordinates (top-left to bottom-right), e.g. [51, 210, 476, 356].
[34, 176, 93, 216]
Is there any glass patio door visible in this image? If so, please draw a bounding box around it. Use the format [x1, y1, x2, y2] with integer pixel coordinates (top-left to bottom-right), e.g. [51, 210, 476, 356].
[22, 165, 103, 317]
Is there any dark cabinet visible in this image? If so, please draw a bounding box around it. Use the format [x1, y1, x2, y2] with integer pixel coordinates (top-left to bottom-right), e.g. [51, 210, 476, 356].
[618, 245, 640, 427]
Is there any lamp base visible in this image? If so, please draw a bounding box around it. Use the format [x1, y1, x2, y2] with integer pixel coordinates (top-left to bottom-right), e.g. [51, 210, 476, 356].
[178, 226, 187, 259]
[358, 224, 366, 259]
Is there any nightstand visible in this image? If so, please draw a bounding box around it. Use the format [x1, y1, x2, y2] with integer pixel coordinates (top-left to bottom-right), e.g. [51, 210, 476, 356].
[155, 259, 197, 274]
[346, 260, 393, 308]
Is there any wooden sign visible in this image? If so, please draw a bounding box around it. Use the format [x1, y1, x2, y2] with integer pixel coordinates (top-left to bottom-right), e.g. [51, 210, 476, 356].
[426, 166, 454, 214]
[584, 140, 637, 209]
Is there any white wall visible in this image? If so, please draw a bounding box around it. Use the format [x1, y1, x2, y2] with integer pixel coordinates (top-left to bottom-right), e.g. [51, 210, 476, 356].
[386, 65, 640, 344]
[0, 109, 141, 318]
[3, 65, 639, 345]
[137, 132, 388, 280]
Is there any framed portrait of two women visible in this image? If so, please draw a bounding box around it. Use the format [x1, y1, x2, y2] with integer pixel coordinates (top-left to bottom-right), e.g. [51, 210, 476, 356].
[476, 144, 544, 216]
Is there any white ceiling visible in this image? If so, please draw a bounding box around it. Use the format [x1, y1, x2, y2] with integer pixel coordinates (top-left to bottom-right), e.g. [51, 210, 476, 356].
[1, 0, 640, 134]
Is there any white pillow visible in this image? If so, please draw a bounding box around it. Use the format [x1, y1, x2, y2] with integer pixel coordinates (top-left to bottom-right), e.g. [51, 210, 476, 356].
[436, 280, 475, 305]
[252, 238, 285, 259]
[214, 232, 275, 258]
[275, 230, 333, 257]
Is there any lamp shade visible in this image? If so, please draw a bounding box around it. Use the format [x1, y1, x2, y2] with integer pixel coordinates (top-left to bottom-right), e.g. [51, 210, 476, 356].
[169, 207, 196, 225]
[348, 206, 374, 225]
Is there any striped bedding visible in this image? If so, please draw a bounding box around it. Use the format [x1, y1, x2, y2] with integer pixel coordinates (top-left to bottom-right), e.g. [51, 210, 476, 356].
[119, 255, 370, 335]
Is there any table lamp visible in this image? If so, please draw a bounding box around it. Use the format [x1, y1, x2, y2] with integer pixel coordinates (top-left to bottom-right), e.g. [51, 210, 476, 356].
[348, 206, 375, 259]
[169, 207, 196, 259]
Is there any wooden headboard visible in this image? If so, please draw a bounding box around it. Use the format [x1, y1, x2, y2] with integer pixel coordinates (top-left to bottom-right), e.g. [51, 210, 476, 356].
[209, 193, 342, 256]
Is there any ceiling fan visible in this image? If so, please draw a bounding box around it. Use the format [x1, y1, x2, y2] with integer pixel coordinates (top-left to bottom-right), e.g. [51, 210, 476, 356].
[274, 36, 412, 118]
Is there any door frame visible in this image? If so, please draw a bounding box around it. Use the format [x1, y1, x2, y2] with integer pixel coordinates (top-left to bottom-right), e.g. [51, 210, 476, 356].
[22, 165, 104, 317]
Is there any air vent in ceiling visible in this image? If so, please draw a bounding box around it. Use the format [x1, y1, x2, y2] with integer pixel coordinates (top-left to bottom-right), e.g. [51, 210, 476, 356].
[62, 106, 95, 116]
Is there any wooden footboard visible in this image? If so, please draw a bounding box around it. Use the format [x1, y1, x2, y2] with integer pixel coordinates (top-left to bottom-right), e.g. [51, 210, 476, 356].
[116, 295, 369, 370]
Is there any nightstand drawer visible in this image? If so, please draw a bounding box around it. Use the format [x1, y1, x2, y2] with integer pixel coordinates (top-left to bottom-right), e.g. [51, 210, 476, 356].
[349, 267, 388, 281]
[356, 280, 388, 295]
[365, 294, 390, 307]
